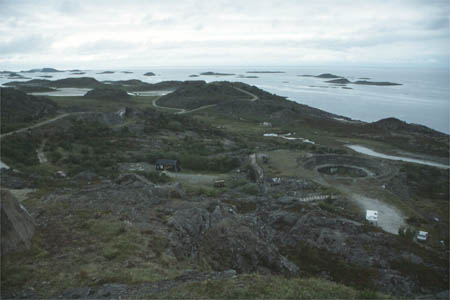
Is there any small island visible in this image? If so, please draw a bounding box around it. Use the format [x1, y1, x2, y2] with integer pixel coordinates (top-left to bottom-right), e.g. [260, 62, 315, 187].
[143, 72, 156, 76]
[189, 74, 199, 77]
[299, 73, 402, 86]
[237, 75, 259, 78]
[325, 78, 351, 84]
[21, 67, 64, 73]
[97, 71, 115, 74]
[200, 72, 235, 76]
[299, 73, 342, 79]
[353, 80, 402, 86]
[246, 71, 285, 74]
[122, 71, 133, 74]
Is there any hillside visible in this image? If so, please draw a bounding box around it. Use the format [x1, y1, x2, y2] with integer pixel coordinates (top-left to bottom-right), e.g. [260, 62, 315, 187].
[4, 77, 104, 89]
[0, 88, 58, 133]
[1, 78, 448, 299]
[157, 81, 250, 109]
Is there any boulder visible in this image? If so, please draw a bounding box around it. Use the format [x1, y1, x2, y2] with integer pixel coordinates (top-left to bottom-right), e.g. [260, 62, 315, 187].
[1, 190, 35, 255]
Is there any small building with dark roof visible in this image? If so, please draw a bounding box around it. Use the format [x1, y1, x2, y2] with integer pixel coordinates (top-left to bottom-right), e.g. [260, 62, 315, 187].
[155, 159, 180, 172]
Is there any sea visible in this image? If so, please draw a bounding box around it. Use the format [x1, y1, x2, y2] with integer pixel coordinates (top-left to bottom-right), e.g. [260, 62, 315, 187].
[1, 66, 448, 134]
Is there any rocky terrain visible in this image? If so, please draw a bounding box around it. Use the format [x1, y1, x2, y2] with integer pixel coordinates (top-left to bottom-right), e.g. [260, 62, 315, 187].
[0, 88, 58, 133]
[1, 78, 448, 299]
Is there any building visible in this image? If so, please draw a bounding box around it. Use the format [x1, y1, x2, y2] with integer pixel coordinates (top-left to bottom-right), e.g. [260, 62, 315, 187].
[366, 210, 378, 226]
[155, 159, 180, 172]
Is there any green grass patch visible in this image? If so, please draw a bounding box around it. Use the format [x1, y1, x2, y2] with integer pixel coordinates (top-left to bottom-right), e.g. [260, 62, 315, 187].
[151, 273, 388, 299]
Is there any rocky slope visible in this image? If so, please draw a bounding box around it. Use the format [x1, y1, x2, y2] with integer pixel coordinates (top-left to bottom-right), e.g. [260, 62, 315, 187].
[0, 87, 58, 133]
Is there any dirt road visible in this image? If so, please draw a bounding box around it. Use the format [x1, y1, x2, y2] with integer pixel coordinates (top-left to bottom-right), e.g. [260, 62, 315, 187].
[0, 112, 91, 139]
[152, 86, 259, 114]
[351, 194, 404, 235]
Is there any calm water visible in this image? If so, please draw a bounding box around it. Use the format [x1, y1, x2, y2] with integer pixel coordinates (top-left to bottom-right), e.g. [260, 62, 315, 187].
[1, 66, 448, 133]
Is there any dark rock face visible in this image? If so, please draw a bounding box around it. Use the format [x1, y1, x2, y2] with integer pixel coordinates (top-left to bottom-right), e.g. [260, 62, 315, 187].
[0, 170, 35, 189]
[168, 203, 299, 276]
[1, 190, 35, 255]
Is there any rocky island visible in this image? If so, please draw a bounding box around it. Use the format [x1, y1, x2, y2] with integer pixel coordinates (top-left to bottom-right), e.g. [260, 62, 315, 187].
[200, 71, 235, 76]
[21, 67, 64, 73]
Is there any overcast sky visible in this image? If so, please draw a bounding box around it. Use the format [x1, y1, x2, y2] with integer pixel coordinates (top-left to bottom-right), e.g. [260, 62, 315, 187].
[1, 0, 448, 69]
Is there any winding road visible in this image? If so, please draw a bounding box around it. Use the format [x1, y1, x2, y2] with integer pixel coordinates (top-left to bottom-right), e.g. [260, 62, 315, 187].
[152, 86, 259, 114]
[0, 112, 90, 139]
[0, 112, 91, 169]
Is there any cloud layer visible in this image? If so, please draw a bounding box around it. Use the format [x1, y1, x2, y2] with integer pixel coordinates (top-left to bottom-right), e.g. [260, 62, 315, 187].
[1, 0, 448, 69]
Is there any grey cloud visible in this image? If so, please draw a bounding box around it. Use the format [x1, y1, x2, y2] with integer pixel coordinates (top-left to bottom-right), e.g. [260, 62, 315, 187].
[73, 39, 140, 55]
[0, 34, 50, 54]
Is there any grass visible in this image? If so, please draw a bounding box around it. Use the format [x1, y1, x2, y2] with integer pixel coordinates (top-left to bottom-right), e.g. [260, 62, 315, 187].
[0, 197, 188, 298]
[48, 95, 158, 112]
[150, 273, 389, 299]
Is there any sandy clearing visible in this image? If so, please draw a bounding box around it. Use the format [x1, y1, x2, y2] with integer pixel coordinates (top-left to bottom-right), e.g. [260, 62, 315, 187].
[351, 194, 404, 235]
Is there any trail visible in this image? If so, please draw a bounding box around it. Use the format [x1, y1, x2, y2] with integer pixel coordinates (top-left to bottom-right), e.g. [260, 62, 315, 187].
[152, 86, 259, 114]
[0, 112, 90, 139]
[0, 112, 91, 169]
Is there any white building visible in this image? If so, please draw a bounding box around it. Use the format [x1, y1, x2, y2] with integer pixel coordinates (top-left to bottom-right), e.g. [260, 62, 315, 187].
[366, 210, 378, 226]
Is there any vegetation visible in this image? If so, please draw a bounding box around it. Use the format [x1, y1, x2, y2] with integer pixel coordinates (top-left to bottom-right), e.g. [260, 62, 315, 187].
[84, 86, 131, 100]
[153, 274, 388, 299]
[0, 87, 58, 133]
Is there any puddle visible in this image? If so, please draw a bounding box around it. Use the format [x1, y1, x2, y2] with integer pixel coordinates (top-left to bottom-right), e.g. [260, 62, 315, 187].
[30, 88, 92, 96]
[264, 133, 315, 144]
[347, 145, 449, 169]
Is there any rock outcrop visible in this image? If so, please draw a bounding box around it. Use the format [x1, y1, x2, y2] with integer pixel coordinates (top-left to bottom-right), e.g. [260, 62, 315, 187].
[1, 190, 35, 255]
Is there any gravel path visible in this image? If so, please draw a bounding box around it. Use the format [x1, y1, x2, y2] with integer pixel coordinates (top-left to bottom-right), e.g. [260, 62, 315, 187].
[164, 172, 220, 185]
[351, 194, 404, 235]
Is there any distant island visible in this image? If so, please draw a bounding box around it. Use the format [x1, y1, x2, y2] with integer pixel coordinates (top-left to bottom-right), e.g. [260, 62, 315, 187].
[0, 71, 29, 79]
[71, 72, 86, 75]
[21, 68, 64, 73]
[143, 72, 156, 76]
[325, 78, 351, 84]
[300, 73, 341, 79]
[122, 71, 133, 74]
[237, 75, 259, 78]
[246, 71, 285, 74]
[189, 74, 199, 77]
[326, 78, 401, 86]
[97, 71, 115, 74]
[353, 80, 401, 86]
[300, 73, 402, 86]
[200, 72, 235, 76]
